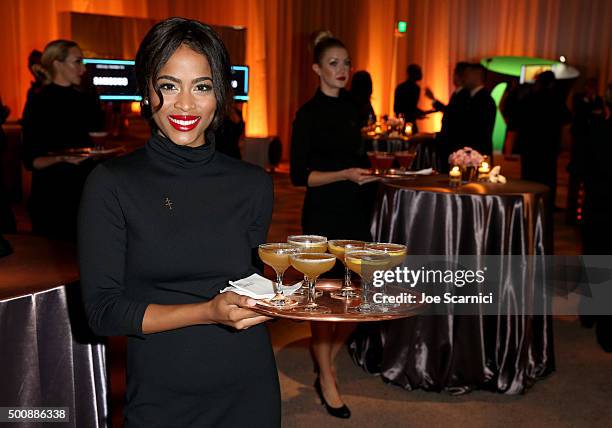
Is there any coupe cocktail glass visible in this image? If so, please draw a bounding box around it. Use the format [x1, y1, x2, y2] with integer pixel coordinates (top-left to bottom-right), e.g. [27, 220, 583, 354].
[365, 243, 407, 309]
[367, 151, 380, 173]
[258, 243, 300, 307]
[375, 152, 395, 173]
[345, 249, 390, 313]
[287, 235, 328, 296]
[289, 253, 337, 314]
[394, 150, 416, 171]
[328, 240, 365, 299]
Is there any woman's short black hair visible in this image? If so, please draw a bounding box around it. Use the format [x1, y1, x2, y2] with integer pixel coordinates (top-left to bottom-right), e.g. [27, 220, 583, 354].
[135, 17, 232, 132]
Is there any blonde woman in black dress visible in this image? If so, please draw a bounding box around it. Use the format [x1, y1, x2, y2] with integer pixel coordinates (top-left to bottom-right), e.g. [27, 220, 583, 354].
[291, 33, 378, 418]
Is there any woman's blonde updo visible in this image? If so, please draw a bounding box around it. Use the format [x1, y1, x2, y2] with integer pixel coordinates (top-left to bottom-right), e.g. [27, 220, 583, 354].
[311, 30, 346, 65]
[40, 39, 79, 82]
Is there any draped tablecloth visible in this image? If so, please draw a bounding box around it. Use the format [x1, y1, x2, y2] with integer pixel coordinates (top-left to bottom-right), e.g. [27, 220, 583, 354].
[348, 176, 555, 394]
[0, 235, 107, 427]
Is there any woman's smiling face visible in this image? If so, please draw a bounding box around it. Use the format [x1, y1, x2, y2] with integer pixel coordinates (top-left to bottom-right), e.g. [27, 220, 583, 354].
[150, 44, 217, 148]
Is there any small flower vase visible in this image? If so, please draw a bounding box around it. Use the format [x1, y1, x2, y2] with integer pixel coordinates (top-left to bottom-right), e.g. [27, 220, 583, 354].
[462, 166, 476, 183]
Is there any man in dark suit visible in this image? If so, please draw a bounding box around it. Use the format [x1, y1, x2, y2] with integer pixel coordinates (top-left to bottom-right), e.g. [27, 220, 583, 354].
[425, 62, 470, 167]
[513, 71, 571, 211]
[463, 63, 496, 159]
[394, 64, 427, 132]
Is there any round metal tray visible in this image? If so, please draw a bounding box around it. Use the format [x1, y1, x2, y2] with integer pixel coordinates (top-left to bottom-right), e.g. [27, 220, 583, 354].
[253, 279, 426, 322]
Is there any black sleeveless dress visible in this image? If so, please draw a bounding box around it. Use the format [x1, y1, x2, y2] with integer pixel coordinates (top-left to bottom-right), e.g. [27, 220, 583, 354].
[79, 134, 280, 427]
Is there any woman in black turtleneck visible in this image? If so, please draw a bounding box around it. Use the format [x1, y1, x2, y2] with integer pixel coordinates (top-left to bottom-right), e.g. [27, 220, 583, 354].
[21, 39, 103, 240]
[79, 19, 279, 427]
[290, 34, 378, 419]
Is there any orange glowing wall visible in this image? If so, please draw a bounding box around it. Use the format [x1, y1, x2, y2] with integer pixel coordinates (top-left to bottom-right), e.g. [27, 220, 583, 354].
[2, 0, 611, 159]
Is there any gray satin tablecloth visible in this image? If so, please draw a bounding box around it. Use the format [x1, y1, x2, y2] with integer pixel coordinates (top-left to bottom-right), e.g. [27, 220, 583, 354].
[0, 235, 108, 427]
[349, 176, 555, 394]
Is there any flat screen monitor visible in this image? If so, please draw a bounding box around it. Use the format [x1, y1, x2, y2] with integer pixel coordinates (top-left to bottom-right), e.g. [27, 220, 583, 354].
[519, 64, 557, 84]
[230, 65, 249, 101]
[83, 58, 140, 101]
[84, 59, 249, 102]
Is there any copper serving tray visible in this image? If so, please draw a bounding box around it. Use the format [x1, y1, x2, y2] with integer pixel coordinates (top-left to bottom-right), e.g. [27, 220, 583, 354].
[253, 279, 426, 322]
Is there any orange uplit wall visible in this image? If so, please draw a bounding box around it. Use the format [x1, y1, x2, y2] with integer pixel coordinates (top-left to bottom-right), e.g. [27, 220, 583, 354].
[2, 0, 611, 159]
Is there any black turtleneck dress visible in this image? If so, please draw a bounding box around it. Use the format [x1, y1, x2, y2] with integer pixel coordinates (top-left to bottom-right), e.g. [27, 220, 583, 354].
[290, 89, 374, 241]
[78, 134, 279, 427]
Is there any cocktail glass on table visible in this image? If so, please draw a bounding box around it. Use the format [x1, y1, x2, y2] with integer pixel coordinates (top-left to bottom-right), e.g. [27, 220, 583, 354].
[364, 242, 407, 309]
[394, 150, 417, 171]
[345, 249, 391, 313]
[289, 253, 337, 314]
[328, 240, 365, 299]
[258, 243, 300, 307]
[287, 235, 328, 296]
[375, 152, 395, 174]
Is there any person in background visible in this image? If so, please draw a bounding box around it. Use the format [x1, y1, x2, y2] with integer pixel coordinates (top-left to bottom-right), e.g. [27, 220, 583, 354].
[567, 78, 605, 223]
[394, 64, 428, 133]
[511, 71, 571, 212]
[21, 39, 104, 240]
[463, 63, 496, 159]
[0, 97, 16, 233]
[215, 101, 244, 159]
[349, 70, 375, 128]
[578, 84, 612, 352]
[291, 32, 378, 419]
[25, 50, 45, 106]
[425, 61, 470, 169]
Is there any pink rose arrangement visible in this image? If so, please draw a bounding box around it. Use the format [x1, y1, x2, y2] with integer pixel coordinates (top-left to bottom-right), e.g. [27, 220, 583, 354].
[448, 147, 483, 168]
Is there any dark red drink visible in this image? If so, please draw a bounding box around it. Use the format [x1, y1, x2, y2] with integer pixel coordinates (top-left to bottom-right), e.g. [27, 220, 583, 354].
[395, 151, 416, 169]
[367, 151, 379, 170]
[375, 153, 395, 170]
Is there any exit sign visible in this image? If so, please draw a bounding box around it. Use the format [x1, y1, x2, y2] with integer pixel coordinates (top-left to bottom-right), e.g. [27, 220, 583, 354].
[397, 21, 407, 33]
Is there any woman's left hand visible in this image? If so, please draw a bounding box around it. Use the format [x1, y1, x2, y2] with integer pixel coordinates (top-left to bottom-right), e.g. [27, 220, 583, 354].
[343, 168, 380, 185]
[206, 291, 273, 330]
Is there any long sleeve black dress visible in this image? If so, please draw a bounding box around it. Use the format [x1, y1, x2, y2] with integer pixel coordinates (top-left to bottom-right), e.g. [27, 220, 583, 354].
[22, 83, 103, 239]
[290, 89, 374, 241]
[78, 133, 280, 428]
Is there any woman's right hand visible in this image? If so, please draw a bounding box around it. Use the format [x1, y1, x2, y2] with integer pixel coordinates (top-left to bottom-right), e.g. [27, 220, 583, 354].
[207, 292, 272, 330]
[343, 168, 380, 185]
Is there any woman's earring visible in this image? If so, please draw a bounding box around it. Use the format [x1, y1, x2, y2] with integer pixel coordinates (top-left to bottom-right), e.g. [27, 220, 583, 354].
[143, 98, 149, 106]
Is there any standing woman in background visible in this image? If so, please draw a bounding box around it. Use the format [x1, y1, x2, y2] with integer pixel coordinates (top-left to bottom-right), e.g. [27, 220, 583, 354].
[79, 18, 279, 427]
[21, 39, 103, 240]
[349, 70, 376, 128]
[290, 32, 378, 419]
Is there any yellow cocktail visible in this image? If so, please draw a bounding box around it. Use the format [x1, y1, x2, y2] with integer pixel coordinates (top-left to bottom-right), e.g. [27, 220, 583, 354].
[345, 249, 390, 313]
[287, 235, 328, 295]
[328, 240, 365, 299]
[289, 252, 336, 313]
[365, 243, 407, 309]
[258, 243, 299, 307]
[287, 235, 328, 253]
[365, 243, 407, 269]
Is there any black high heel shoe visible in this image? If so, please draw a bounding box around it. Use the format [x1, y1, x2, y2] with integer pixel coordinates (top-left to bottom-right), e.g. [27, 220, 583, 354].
[314, 377, 351, 419]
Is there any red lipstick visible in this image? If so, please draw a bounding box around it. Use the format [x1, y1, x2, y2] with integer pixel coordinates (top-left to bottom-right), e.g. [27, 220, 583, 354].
[167, 115, 201, 132]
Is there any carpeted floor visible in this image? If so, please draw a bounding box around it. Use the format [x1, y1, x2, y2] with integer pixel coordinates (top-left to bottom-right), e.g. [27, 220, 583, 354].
[270, 317, 612, 428]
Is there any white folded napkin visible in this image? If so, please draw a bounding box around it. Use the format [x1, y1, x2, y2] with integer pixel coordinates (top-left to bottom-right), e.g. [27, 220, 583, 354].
[404, 168, 433, 175]
[220, 273, 302, 299]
